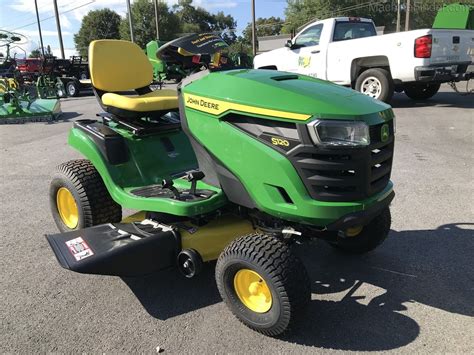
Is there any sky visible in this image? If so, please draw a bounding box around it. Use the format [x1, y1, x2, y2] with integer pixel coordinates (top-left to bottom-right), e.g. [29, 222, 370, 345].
[0, 0, 287, 58]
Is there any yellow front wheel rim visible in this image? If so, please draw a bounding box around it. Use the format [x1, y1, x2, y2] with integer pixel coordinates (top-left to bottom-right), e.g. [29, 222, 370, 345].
[56, 187, 79, 229]
[234, 269, 272, 313]
[346, 226, 364, 237]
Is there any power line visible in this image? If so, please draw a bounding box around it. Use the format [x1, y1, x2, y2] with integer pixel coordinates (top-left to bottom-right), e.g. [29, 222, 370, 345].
[10, 1, 96, 32]
[2, 0, 87, 31]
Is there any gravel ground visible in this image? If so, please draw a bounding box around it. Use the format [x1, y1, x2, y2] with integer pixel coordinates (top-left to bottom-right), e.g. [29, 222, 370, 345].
[1, 85, 473, 353]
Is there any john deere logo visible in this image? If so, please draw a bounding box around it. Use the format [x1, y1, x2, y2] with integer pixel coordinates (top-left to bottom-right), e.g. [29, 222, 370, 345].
[381, 124, 390, 142]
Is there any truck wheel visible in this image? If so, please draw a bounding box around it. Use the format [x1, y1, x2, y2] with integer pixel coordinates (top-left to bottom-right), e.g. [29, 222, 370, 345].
[404, 83, 440, 100]
[50, 159, 122, 233]
[215, 233, 310, 336]
[329, 207, 391, 254]
[66, 80, 80, 97]
[355, 68, 394, 103]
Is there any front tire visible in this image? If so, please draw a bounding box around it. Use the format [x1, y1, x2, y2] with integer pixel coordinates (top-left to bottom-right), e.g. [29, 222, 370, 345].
[215, 233, 310, 336]
[50, 159, 122, 233]
[329, 207, 391, 254]
[404, 83, 440, 100]
[355, 68, 394, 103]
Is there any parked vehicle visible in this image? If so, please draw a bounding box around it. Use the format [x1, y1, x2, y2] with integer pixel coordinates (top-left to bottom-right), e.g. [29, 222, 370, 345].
[46, 35, 395, 336]
[254, 17, 474, 102]
[37, 56, 91, 98]
[16, 58, 42, 77]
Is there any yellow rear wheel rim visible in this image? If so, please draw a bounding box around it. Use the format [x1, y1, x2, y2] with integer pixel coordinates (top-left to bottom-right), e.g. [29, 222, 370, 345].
[234, 269, 272, 313]
[56, 187, 79, 229]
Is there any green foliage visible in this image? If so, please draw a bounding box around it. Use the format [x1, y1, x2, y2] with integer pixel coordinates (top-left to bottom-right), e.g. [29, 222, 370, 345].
[228, 38, 253, 56]
[74, 8, 121, 56]
[283, 0, 462, 34]
[75, 0, 237, 53]
[120, 0, 180, 48]
[173, 0, 236, 43]
[242, 17, 284, 44]
[29, 49, 41, 58]
[211, 11, 237, 44]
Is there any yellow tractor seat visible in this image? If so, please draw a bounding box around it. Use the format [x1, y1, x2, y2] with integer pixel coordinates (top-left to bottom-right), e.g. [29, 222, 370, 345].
[89, 39, 179, 117]
[102, 89, 178, 112]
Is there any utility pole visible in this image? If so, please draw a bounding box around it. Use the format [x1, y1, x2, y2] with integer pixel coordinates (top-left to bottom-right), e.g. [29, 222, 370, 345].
[251, 0, 256, 55]
[396, 0, 401, 32]
[34, 0, 45, 57]
[153, 0, 160, 40]
[53, 0, 65, 59]
[126, 0, 134, 42]
[405, 0, 411, 31]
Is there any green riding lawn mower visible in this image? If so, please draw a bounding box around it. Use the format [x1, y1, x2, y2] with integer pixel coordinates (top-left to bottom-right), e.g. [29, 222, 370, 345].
[46, 33, 395, 336]
[146, 40, 188, 85]
[0, 30, 61, 124]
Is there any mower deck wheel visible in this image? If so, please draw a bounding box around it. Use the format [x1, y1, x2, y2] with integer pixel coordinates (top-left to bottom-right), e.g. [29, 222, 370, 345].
[50, 159, 122, 232]
[215, 233, 310, 336]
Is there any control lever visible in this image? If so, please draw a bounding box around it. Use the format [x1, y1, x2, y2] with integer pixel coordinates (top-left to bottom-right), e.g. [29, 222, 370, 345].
[186, 171, 205, 196]
[161, 179, 181, 200]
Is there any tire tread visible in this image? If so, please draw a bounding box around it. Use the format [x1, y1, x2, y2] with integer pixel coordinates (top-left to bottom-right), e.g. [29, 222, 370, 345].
[216, 233, 310, 336]
[54, 159, 121, 228]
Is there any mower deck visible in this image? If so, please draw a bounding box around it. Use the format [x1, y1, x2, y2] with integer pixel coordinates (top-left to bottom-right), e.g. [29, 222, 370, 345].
[46, 213, 255, 276]
[0, 97, 61, 124]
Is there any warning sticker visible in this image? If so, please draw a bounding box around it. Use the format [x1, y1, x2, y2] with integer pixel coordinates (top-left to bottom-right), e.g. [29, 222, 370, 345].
[65, 237, 94, 261]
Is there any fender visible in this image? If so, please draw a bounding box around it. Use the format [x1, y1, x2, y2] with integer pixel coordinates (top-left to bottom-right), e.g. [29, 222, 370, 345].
[67, 127, 227, 216]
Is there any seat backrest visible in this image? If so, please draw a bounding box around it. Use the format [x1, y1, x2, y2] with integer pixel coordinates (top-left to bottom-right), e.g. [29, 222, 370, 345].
[89, 40, 153, 92]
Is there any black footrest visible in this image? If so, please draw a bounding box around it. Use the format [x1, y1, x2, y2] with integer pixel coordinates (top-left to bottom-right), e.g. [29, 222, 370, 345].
[130, 184, 216, 201]
[45, 222, 180, 276]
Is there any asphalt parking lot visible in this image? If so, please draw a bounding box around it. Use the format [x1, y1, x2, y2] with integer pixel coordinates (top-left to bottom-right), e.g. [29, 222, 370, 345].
[1, 85, 473, 353]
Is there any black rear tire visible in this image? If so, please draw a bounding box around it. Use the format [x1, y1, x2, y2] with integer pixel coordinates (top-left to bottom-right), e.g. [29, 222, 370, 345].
[329, 207, 391, 254]
[50, 159, 122, 233]
[215, 233, 310, 336]
[404, 83, 440, 100]
[355, 68, 394, 103]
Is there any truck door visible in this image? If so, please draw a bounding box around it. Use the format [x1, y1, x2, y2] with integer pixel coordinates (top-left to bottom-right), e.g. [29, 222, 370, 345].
[291, 24, 324, 78]
[326, 19, 377, 84]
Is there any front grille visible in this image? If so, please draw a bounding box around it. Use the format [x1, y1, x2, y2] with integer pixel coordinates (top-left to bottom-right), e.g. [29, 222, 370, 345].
[289, 121, 394, 202]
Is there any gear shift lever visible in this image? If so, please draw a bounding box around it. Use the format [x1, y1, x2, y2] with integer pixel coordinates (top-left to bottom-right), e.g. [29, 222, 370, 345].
[186, 171, 205, 196]
[162, 179, 181, 200]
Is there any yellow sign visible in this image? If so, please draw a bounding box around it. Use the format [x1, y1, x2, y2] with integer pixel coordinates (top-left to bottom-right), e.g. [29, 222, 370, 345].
[183, 93, 311, 121]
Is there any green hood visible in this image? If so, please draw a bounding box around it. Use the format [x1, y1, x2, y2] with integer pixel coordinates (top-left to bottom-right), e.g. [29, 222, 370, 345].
[183, 69, 393, 123]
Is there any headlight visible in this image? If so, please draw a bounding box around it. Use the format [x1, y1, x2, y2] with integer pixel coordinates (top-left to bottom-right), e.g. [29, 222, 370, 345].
[308, 120, 370, 147]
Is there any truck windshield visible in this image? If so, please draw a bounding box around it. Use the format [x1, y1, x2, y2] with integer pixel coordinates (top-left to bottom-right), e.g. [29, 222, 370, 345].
[333, 21, 377, 41]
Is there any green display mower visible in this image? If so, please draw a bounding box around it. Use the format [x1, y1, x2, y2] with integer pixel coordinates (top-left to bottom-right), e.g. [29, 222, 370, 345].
[46, 34, 395, 336]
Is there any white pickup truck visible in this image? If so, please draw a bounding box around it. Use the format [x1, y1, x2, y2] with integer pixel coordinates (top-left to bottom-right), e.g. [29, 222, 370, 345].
[254, 17, 474, 102]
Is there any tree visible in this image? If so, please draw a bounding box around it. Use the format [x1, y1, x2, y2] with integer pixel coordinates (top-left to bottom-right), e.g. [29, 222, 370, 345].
[74, 8, 122, 57]
[173, 0, 237, 43]
[29, 48, 41, 58]
[227, 37, 253, 56]
[120, 0, 180, 48]
[242, 17, 284, 45]
[211, 11, 237, 44]
[45, 45, 54, 57]
[283, 0, 461, 34]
